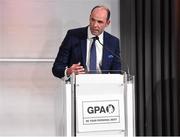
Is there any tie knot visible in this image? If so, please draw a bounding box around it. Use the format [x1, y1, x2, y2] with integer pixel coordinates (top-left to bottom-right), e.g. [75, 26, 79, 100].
[92, 37, 96, 41]
[92, 37, 96, 45]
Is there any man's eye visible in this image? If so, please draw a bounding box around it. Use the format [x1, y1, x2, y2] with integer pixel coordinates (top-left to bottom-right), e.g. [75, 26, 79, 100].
[98, 21, 103, 23]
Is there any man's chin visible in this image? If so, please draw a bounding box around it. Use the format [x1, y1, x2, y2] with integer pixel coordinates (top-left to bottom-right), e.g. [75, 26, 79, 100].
[92, 31, 100, 36]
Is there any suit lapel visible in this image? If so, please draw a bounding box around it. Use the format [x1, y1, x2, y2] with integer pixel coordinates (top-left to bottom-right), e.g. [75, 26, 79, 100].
[80, 39, 87, 68]
[80, 27, 88, 69]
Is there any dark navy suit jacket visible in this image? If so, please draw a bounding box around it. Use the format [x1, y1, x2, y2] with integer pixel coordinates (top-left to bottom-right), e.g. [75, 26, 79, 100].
[52, 26, 121, 78]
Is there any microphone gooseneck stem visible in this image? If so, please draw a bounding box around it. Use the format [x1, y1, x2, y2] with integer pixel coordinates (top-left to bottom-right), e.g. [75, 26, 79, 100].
[95, 36, 130, 75]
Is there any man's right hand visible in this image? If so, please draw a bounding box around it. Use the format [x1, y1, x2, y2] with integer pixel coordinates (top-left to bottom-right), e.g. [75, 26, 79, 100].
[66, 62, 85, 76]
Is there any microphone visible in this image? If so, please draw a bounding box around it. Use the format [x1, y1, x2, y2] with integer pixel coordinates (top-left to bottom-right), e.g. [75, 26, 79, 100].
[95, 36, 130, 75]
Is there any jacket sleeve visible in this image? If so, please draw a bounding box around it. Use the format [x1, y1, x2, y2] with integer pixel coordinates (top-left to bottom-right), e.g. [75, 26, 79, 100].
[52, 30, 72, 79]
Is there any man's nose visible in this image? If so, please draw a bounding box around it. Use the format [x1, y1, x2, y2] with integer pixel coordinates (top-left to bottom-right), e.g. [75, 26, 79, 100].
[93, 21, 98, 27]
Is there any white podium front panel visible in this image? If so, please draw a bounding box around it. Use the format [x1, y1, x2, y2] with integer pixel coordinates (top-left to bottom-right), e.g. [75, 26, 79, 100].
[75, 74, 125, 133]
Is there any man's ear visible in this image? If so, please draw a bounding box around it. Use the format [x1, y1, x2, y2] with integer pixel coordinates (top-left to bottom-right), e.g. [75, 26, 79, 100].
[106, 20, 111, 27]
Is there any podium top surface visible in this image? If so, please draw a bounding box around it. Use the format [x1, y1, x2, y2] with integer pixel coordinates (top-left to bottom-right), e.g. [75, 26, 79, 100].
[75, 74, 124, 84]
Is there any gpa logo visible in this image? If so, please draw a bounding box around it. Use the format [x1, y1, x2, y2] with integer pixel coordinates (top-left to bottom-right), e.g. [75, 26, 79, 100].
[87, 104, 115, 114]
[106, 104, 115, 114]
[82, 100, 120, 125]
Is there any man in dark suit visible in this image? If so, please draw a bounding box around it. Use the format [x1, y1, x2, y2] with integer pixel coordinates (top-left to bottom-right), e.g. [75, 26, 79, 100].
[52, 5, 121, 79]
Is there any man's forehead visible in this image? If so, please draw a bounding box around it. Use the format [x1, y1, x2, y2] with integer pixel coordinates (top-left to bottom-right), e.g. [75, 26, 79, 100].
[90, 9, 108, 19]
[90, 16, 105, 23]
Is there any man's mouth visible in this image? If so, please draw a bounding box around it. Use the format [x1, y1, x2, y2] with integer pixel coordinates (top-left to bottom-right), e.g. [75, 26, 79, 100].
[92, 29, 99, 33]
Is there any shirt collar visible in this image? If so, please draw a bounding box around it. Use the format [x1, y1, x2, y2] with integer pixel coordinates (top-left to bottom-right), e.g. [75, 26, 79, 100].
[88, 26, 104, 43]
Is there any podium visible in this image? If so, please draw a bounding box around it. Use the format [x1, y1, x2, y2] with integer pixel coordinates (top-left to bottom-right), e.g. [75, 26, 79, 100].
[61, 73, 135, 137]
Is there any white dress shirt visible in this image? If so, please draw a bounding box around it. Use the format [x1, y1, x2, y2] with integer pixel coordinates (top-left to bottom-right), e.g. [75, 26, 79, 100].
[86, 26, 103, 73]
